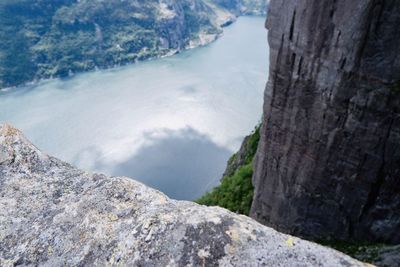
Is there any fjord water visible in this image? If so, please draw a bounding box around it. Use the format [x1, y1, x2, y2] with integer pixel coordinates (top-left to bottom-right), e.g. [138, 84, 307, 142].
[0, 17, 268, 200]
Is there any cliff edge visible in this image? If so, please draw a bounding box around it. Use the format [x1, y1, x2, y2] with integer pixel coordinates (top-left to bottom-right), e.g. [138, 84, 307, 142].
[251, 0, 400, 244]
[0, 124, 365, 266]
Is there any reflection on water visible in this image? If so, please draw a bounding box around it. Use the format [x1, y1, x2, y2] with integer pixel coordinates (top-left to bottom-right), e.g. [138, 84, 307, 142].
[0, 17, 268, 200]
[109, 128, 231, 200]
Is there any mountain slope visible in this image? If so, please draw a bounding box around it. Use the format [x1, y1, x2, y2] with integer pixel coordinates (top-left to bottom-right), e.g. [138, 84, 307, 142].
[0, 0, 225, 88]
[0, 0, 268, 89]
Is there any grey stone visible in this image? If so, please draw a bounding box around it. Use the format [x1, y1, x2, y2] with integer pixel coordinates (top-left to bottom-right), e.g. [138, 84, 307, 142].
[251, 0, 400, 244]
[0, 124, 367, 266]
[370, 245, 400, 267]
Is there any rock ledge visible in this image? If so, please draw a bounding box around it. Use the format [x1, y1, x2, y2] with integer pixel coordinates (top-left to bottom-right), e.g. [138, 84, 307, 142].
[0, 124, 365, 266]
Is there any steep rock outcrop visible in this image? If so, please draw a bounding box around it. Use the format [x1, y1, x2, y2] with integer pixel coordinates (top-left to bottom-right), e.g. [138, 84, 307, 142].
[223, 126, 260, 178]
[0, 124, 366, 266]
[251, 0, 400, 244]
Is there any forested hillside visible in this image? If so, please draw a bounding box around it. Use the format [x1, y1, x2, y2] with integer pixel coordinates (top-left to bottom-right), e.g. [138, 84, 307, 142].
[0, 0, 268, 88]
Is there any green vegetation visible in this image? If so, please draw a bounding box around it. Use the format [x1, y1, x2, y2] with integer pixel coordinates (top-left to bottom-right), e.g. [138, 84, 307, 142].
[317, 240, 390, 264]
[224, 124, 260, 177]
[196, 125, 260, 215]
[0, 0, 218, 88]
[0, 0, 268, 89]
[242, 0, 269, 15]
[197, 162, 254, 215]
[390, 80, 400, 95]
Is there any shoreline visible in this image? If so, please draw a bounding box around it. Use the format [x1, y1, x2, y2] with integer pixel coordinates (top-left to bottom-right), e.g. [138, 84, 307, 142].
[0, 34, 221, 93]
[0, 15, 267, 93]
[0, 19, 236, 92]
[0, 38, 219, 93]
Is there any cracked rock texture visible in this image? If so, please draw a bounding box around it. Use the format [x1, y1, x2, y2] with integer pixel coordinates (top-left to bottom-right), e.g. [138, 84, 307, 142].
[251, 0, 400, 244]
[0, 124, 365, 266]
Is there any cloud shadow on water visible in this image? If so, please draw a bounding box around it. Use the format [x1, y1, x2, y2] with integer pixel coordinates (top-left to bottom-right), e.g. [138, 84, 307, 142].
[109, 128, 232, 201]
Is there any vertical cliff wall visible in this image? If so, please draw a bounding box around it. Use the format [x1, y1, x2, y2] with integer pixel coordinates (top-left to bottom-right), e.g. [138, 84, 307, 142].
[251, 0, 400, 243]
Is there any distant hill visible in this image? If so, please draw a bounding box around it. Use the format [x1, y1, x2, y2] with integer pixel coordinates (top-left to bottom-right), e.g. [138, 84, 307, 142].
[0, 0, 268, 89]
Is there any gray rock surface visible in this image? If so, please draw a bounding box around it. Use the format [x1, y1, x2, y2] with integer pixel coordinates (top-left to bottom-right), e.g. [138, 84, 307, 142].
[0, 124, 366, 266]
[370, 245, 400, 267]
[251, 0, 400, 244]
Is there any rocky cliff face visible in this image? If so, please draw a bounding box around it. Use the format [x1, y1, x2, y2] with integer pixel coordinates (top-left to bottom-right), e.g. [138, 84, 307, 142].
[0, 124, 366, 266]
[251, 0, 400, 244]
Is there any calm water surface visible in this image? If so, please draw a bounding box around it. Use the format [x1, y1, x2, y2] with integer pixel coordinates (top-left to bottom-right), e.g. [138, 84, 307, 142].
[0, 17, 269, 200]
